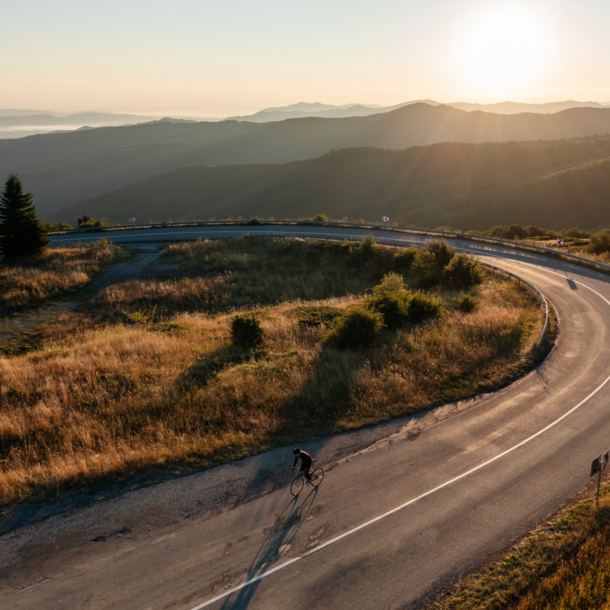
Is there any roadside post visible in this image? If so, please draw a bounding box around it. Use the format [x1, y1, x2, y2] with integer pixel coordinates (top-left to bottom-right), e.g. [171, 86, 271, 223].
[590, 451, 609, 506]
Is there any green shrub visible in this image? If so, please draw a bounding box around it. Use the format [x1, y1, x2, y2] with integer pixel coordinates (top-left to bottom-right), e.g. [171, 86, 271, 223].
[588, 230, 610, 254]
[123, 305, 157, 325]
[524, 225, 545, 238]
[367, 292, 412, 329]
[297, 305, 343, 328]
[426, 239, 455, 268]
[77, 215, 109, 228]
[230, 314, 264, 349]
[489, 224, 527, 240]
[358, 234, 376, 258]
[326, 307, 384, 349]
[412, 248, 443, 287]
[393, 247, 418, 272]
[372, 272, 406, 295]
[442, 254, 484, 289]
[366, 273, 411, 328]
[412, 240, 456, 287]
[407, 292, 443, 324]
[41, 221, 73, 231]
[564, 227, 590, 239]
[453, 294, 479, 313]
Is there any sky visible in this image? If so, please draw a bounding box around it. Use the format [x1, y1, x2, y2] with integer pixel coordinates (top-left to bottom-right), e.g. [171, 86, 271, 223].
[1, 0, 609, 117]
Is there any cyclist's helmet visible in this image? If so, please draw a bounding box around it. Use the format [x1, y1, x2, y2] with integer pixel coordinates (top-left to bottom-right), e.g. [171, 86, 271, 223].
[293, 448, 301, 455]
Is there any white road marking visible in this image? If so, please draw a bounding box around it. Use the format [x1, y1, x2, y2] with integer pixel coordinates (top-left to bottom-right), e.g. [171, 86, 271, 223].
[189, 257, 610, 609]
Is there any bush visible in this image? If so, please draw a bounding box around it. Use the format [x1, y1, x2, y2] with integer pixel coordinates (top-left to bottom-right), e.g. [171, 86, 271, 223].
[312, 214, 328, 222]
[393, 247, 418, 272]
[412, 240, 455, 287]
[41, 221, 73, 231]
[358, 234, 377, 258]
[524, 225, 545, 238]
[326, 307, 384, 349]
[372, 272, 407, 295]
[442, 254, 484, 289]
[588, 230, 610, 254]
[564, 227, 590, 239]
[489, 224, 527, 240]
[407, 292, 443, 324]
[77, 215, 109, 228]
[426, 239, 455, 268]
[367, 292, 412, 329]
[453, 294, 479, 313]
[230, 314, 264, 349]
[366, 273, 411, 328]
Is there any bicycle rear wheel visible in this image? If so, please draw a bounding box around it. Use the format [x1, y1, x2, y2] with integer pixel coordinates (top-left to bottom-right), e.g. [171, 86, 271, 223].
[290, 474, 304, 496]
[310, 467, 324, 488]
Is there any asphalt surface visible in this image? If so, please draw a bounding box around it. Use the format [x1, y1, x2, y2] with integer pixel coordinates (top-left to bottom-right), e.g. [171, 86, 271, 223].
[2, 226, 610, 610]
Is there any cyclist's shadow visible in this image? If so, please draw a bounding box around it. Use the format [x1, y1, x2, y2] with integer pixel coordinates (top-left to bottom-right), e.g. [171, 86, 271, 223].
[220, 488, 318, 609]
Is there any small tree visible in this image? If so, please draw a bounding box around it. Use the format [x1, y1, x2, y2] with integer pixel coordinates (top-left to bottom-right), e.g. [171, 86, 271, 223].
[326, 308, 384, 349]
[358, 234, 377, 258]
[588, 230, 610, 254]
[366, 273, 412, 329]
[0, 174, 48, 257]
[442, 254, 484, 289]
[407, 291, 443, 324]
[230, 314, 264, 349]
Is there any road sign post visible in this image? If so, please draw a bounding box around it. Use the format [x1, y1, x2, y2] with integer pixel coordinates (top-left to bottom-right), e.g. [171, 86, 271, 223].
[590, 451, 609, 506]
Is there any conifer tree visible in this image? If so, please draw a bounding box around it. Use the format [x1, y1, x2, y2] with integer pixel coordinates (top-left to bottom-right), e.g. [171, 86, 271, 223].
[0, 174, 48, 257]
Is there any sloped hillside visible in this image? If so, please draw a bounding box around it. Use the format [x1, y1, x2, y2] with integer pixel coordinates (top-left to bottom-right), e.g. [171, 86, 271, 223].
[7, 104, 610, 215]
[53, 135, 610, 230]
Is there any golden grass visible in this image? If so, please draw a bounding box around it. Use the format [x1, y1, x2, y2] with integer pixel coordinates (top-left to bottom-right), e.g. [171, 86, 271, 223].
[0, 269, 541, 504]
[424, 483, 610, 610]
[0, 240, 125, 315]
[89, 237, 407, 321]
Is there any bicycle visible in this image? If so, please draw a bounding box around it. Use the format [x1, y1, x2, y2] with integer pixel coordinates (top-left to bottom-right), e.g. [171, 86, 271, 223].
[290, 460, 324, 496]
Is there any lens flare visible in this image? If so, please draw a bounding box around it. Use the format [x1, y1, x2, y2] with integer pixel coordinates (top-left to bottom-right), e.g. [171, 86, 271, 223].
[458, 7, 550, 98]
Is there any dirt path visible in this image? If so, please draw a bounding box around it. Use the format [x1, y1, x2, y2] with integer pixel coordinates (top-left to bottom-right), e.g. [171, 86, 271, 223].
[0, 244, 168, 348]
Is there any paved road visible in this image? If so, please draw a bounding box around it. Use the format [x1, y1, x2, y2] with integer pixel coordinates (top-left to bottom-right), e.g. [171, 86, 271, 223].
[2, 226, 610, 609]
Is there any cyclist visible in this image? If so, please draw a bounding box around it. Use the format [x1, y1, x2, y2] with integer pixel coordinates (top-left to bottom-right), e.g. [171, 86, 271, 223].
[292, 448, 313, 484]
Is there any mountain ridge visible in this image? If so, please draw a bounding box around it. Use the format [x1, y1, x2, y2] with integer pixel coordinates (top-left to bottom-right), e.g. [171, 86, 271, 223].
[5, 103, 610, 215]
[51, 135, 610, 231]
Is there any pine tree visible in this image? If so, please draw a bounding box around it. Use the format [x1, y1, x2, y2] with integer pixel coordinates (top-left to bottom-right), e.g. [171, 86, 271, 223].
[0, 174, 48, 257]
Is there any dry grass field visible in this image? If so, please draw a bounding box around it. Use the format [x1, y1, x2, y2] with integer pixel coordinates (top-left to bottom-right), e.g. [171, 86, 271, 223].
[425, 482, 610, 610]
[0, 240, 125, 316]
[0, 238, 544, 505]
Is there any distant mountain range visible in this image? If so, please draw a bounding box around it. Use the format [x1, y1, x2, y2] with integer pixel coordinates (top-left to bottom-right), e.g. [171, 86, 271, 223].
[0, 111, 171, 140]
[4, 103, 610, 216]
[228, 100, 609, 123]
[53, 135, 610, 230]
[2, 99, 608, 139]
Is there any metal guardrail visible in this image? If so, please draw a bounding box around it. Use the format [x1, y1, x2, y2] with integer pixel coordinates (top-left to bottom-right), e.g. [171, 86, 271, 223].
[49, 219, 610, 277]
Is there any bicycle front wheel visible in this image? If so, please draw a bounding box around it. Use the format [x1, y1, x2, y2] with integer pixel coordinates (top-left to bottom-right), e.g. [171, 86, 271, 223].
[310, 467, 324, 488]
[290, 474, 304, 496]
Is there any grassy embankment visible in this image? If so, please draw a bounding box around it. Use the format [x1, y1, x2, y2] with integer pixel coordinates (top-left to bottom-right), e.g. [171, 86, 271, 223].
[424, 481, 610, 610]
[0, 240, 125, 316]
[0, 237, 544, 505]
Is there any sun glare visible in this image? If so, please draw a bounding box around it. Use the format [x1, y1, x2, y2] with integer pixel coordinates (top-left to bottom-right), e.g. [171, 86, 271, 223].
[458, 7, 549, 98]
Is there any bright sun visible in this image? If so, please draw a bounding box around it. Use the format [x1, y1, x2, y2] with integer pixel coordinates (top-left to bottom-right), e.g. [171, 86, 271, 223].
[458, 7, 549, 98]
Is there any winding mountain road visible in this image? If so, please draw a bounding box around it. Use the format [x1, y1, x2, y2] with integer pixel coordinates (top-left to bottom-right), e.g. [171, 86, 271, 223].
[2, 225, 610, 610]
